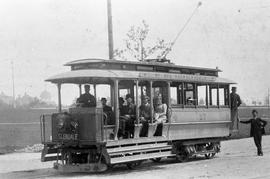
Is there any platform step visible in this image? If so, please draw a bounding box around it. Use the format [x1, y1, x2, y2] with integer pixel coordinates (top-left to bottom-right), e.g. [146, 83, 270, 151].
[46, 148, 58, 154]
[106, 136, 168, 147]
[110, 151, 175, 164]
[107, 143, 172, 155]
[41, 145, 59, 162]
[42, 155, 60, 162]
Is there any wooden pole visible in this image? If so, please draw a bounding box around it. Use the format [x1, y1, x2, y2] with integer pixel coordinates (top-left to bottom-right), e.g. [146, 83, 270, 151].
[107, 0, 114, 59]
[150, 81, 153, 123]
[114, 79, 119, 140]
[206, 85, 209, 108]
[136, 80, 139, 124]
[217, 84, 220, 107]
[57, 83, 62, 112]
[167, 82, 171, 122]
[79, 84, 82, 96]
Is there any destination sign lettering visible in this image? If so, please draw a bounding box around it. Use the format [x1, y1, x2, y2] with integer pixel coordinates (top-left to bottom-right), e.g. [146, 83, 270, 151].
[138, 72, 216, 82]
[58, 133, 78, 140]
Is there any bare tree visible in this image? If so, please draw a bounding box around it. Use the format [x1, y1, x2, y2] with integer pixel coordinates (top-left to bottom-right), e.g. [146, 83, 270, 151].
[114, 20, 172, 61]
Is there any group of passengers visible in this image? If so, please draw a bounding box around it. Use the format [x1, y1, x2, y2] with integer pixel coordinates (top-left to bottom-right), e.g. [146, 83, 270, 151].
[76, 85, 168, 139]
[139, 94, 168, 137]
[118, 93, 168, 138]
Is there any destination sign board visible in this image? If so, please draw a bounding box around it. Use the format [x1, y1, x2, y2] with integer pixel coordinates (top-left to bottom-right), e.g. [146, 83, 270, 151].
[138, 72, 216, 82]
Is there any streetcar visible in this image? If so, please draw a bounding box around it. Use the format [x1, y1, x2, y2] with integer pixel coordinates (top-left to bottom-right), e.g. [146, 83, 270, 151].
[40, 58, 234, 172]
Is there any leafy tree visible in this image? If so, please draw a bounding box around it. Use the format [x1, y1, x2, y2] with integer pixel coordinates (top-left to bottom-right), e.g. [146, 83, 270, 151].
[40, 90, 52, 102]
[114, 20, 172, 61]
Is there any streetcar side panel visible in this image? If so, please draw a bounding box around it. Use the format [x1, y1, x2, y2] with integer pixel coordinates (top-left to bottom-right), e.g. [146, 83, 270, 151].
[168, 107, 230, 140]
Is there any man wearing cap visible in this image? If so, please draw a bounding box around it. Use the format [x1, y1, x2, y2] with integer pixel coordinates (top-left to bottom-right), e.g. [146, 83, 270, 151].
[230, 87, 241, 131]
[139, 95, 151, 137]
[76, 85, 96, 107]
[121, 94, 136, 138]
[240, 109, 267, 156]
[101, 97, 113, 125]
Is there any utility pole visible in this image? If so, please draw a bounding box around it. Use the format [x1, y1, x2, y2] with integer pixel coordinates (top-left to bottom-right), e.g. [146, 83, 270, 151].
[11, 60, 16, 108]
[107, 0, 114, 60]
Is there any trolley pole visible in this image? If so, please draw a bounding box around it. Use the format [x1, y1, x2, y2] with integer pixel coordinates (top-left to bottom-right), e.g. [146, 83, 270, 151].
[107, 0, 114, 60]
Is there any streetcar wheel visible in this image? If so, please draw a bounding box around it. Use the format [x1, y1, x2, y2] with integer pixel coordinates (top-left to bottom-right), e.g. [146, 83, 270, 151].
[205, 153, 215, 159]
[176, 151, 189, 162]
[126, 161, 142, 169]
[151, 157, 162, 162]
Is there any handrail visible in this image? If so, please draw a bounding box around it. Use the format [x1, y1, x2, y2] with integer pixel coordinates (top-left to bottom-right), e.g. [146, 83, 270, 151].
[40, 115, 44, 143]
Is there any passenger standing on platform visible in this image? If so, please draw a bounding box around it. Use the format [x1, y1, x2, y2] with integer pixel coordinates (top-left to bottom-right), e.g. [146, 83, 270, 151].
[139, 95, 151, 137]
[230, 87, 241, 131]
[153, 94, 167, 136]
[240, 110, 267, 156]
[76, 85, 96, 107]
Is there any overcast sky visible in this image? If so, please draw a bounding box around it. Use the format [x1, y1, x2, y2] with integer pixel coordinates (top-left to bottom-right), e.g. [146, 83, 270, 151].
[0, 0, 270, 104]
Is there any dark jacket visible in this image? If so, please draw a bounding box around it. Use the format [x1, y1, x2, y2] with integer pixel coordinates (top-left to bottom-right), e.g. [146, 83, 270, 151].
[122, 103, 136, 119]
[230, 93, 241, 110]
[77, 93, 96, 107]
[139, 103, 151, 121]
[240, 118, 267, 137]
[103, 105, 114, 125]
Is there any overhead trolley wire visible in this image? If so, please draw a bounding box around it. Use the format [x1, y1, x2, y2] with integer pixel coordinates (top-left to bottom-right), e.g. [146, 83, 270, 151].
[160, 2, 202, 59]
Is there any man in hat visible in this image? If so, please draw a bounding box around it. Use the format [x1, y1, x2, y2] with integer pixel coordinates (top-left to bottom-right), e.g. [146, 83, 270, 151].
[121, 94, 136, 138]
[101, 97, 113, 125]
[77, 85, 96, 107]
[230, 87, 241, 131]
[240, 109, 267, 156]
[139, 95, 151, 137]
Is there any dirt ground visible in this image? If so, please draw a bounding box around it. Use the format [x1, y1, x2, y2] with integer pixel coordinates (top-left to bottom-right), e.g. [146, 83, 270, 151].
[0, 136, 270, 179]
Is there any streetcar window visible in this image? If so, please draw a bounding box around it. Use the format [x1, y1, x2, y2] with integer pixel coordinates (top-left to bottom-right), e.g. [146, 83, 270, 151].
[96, 85, 111, 106]
[211, 88, 217, 106]
[152, 81, 168, 104]
[170, 86, 177, 105]
[219, 88, 225, 106]
[197, 85, 207, 106]
[218, 85, 230, 106]
[207, 84, 219, 106]
[170, 82, 183, 105]
[119, 80, 135, 102]
[61, 84, 80, 107]
[184, 83, 195, 105]
[139, 81, 150, 106]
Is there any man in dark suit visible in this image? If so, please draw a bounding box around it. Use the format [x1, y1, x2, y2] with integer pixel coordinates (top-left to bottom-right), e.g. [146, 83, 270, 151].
[77, 85, 96, 107]
[139, 95, 151, 137]
[240, 109, 267, 156]
[230, 87, 241, 131]
[121, 94, 136, 138]
[101, 97, 113, 125]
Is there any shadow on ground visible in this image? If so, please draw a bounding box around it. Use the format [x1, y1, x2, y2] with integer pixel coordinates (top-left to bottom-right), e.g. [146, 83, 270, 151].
[0, 156, 212, 178]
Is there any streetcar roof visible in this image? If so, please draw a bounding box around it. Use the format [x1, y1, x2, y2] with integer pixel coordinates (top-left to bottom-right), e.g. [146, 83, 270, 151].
[65, 58, 222, 73]
[46, 69, 235, 84]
